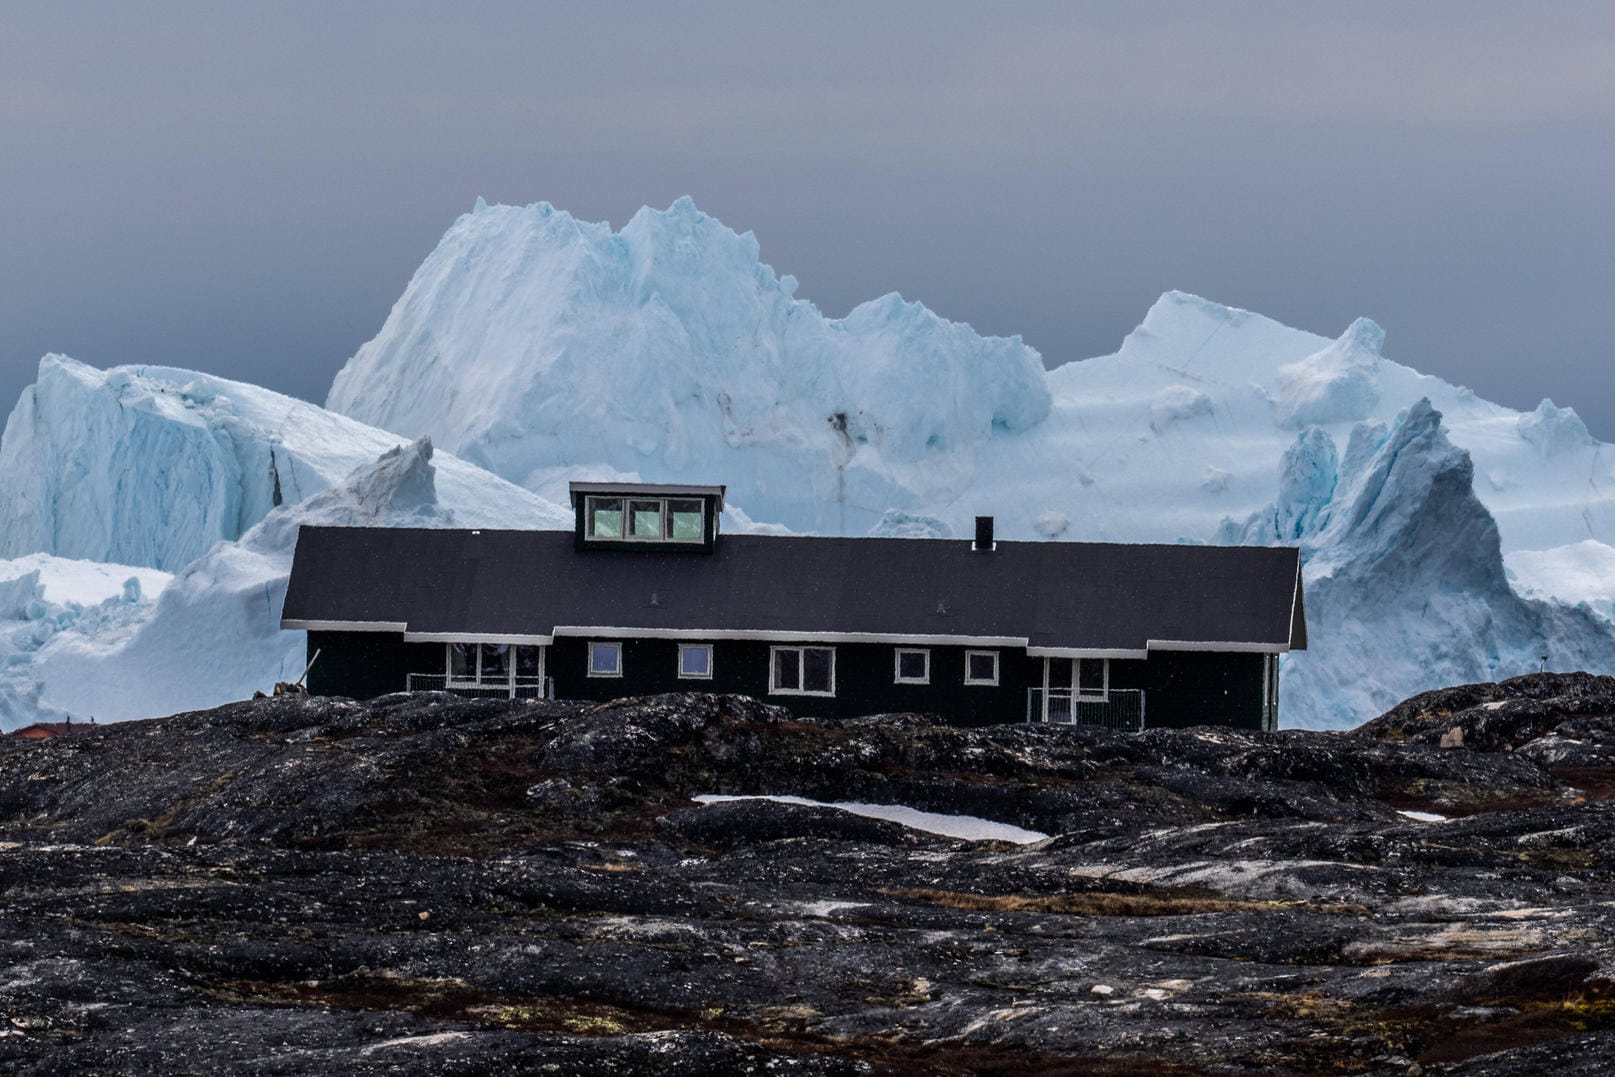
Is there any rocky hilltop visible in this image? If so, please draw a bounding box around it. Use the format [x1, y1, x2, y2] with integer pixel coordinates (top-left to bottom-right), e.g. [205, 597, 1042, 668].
[3, 674, 1615, 1074]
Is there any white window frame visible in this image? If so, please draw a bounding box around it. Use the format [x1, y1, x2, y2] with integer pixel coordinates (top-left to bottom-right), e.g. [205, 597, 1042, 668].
[585, 495, 705, 544]
[447, 642, 480, 687]
[769, 645, 836, 697]
[445, 642, 544, 689]
[677, 643, 714, 680]
[893, 647, 930, 685]
[584, 496, 627, 541]
[587, 640, 623, 678]
[964, 649, 999, 686]
[665, 499, 706, 544]
[1075, 657, 1110, 702]
[626, 498, 666, 541]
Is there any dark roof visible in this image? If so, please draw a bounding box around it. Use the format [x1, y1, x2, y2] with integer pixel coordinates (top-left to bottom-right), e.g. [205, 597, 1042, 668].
[568, 482, 726, 510]
[282, 528, 1304, 655]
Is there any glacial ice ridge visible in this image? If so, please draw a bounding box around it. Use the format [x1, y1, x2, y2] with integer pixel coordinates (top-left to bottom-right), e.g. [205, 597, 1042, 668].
[0, 355, 569, 571]
[327, 197, 1052, 536]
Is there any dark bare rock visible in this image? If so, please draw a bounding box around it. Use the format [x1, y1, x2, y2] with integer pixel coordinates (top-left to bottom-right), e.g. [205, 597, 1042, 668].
[1357, 671, 1615, 752]
[2, 685, 1615, 1073]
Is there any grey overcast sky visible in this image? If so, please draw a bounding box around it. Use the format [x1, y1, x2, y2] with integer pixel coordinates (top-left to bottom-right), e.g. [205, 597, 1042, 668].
[3, 1, 1612, 437]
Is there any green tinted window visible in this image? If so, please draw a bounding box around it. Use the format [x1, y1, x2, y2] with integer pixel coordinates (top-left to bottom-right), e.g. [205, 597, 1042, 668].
[668, 500, 704, 541]
[587, 498, 623, 538]
[629, 500, 664, 539]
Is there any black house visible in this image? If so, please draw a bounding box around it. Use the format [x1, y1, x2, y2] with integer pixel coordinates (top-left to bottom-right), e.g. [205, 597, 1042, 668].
[280, 481, 1306, 731]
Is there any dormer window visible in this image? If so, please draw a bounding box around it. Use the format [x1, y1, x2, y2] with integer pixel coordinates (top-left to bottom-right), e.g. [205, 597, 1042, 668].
[586, 496, 705, 542]
[668, 500, 704, 541]
[587, 498, 625, 539]
[572, 482, 725, 551]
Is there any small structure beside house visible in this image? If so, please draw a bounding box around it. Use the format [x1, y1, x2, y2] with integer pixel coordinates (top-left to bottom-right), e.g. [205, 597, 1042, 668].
[280, 481, 1306, 731]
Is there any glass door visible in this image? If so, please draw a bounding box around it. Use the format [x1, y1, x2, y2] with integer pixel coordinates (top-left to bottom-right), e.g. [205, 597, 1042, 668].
[1045, 657, 1074, 722]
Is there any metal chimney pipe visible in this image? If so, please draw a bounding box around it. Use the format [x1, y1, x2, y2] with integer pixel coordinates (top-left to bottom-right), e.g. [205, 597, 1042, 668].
[974, 515, 994, 551]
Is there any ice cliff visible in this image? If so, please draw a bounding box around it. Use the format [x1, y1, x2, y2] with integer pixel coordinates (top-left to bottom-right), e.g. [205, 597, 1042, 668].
[1233, 402, 1615, 728]
[327, 197, 1051, 534]
[29, 437, 563, 725]
[327, 205, 1614, 566]
[0, 355, 569, 571]
[0, 555, 170, 730]
[3, 198, 1612, 730]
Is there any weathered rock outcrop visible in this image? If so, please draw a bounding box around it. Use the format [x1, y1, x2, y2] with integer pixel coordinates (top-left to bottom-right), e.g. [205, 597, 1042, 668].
[3, 679, 1615, 1074]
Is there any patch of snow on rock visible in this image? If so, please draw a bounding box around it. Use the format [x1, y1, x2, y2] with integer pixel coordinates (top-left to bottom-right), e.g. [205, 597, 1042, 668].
[693, 794, 1048, 844]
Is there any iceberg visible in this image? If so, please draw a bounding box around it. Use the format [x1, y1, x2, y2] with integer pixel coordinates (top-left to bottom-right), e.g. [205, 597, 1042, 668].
[327, 197, 1051, 536]
[328, 206, 1615, 562]
[30, 437, 566, 726]
[4, 198, 1611, 731]
[1508, 539, 1615, 622]
[0, 355, 570, 571]
[0, 554, 170, 731]
[320, 201, 1615, 728]
[1247, 401, 1615, 728]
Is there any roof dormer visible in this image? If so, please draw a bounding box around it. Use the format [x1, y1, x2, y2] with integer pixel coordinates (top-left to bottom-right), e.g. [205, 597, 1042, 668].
[568, 482, 726, 553]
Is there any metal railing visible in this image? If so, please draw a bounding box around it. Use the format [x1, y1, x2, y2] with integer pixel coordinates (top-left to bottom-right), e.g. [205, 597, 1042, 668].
[1026, 688, 1145, 732]
[405, 674, 552, 700]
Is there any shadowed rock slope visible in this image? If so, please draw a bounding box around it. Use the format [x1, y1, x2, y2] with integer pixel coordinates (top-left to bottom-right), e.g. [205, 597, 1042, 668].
[3, 677, 1615, 1074]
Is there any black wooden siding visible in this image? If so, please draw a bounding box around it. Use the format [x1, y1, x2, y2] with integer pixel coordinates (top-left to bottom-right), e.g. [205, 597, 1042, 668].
[305, 631, 1272, 730]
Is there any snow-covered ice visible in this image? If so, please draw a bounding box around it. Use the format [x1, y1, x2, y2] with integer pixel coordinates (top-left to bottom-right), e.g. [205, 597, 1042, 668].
[327, 205, 1615, 561]
[1243, 399, 1614, 728]
[328, 197, 1051, 535]
[2, 197, 1613, 731]
[0, 554, 171, 730]
[1508, 540, 1615, 622]
[318, 198, 1615, 728]
[0, 355, 569, 571]
[692, 794, 1049, 844]
[27, 437, 567, 727]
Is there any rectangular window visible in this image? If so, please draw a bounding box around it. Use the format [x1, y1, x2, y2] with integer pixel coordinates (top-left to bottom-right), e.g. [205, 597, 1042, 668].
[1077, 657, 1109, 701]
[772, 647, 800, 692]
[894, 648, 929, 684]
[480, 643, 509, 682]
[678, 643, 713, 679]
[667, 499, 705, 542]
[586, 497, 624, 539]
[446, 642, 539, 687]
[770, 646, 835, 696]
[588, 641, 622, 677]
[628, 500, 664, 540]
[449, 642, 475, 682]
[585, 496, 708, 544]
[964, 650, 999, 686]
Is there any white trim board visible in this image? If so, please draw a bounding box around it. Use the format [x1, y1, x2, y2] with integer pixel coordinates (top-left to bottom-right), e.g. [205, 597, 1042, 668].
[284, 619, 1289, 654]
[407, 631, 554, 645]
[548, 626, 1030, 647]
[281, 619, 408, 633]
[1025, 646, 1146, 660]
[1146, 639, 1290, 654]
